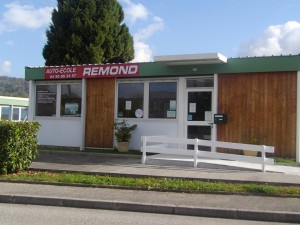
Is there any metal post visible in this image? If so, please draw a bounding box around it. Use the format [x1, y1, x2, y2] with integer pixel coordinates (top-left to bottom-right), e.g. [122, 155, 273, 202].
[80, 79, 87, 151]
[141, 136, 147, 165]
[262, 145, 266, 172]
[194, 138, 199, 168]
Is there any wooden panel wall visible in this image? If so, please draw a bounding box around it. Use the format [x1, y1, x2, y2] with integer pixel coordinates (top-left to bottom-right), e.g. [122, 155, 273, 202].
[217, 72, 297, 158]
[85, 78, 115, 148]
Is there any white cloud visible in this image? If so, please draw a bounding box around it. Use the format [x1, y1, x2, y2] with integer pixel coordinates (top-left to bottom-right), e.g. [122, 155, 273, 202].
[134, 17, 164, 41]
[0, 3, 53, 32]
[238, 21, 300, 56]
[132, 16, 164, 62]
[133, 41, 152, 62]
[121, 0, 164, 62]
[0, 61, 12, 75]
[122, 0, 149, 23]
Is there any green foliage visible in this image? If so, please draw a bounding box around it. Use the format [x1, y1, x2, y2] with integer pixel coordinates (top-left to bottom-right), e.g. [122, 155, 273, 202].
[275, 157, 300, 165]
[113, 119, 137, 142]
[2, 171, 300, 196]
[0, 121, 40, 174]
[0, 76, 29, 97]
[243, 184, 277, 194]
[43, 0, 134, 66]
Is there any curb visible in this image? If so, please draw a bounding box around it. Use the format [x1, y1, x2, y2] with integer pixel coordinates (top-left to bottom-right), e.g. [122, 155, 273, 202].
[0, 194, 299, 223]
[38, 149, 141, 158]
[2, 178, 300, 199]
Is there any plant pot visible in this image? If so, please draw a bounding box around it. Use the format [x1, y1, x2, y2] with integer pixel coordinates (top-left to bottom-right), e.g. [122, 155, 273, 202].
[116, 142, 130, 152]
[243, 150, 258, 157]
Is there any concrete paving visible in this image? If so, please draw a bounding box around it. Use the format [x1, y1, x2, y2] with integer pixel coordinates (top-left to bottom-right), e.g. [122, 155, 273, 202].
[1, 150, 300, 223]
[30, 150, 300, 185]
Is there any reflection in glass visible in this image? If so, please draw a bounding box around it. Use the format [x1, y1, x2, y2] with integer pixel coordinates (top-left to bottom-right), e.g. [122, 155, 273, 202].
[1, 106, 9, 120]
[187, 125, 211, 151]
[13, 107, 19, 120]
[149, 82, 177, 119]
[118, 83, 144, 118]
[61, 84, 82, 117]
[36, 85, 57, 116]
[187, 92, 212, 121]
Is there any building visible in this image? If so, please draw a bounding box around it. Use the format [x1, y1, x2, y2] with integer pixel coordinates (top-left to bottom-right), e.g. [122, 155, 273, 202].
[25, 53, 300, 162]
[0, 96, 29, 121]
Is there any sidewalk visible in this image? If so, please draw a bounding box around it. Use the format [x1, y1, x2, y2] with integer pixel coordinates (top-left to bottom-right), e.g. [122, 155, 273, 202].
[0, 181, 299, 223]
[1, 150, 300, 223]
[30, 150, 300, 185]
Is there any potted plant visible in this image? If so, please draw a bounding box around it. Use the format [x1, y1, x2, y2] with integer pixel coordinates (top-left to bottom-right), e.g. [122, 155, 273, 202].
[243, 133, 260, 156]
[113, 119, 137, 152]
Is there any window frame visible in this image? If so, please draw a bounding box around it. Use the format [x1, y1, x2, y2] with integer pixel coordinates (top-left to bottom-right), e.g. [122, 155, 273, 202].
[35, 81, 82, 119]
[116, 78, 178, 120]
[117, 82, 145, 119]
[60, 83, 82, 117]
[148, 81, 178, 119]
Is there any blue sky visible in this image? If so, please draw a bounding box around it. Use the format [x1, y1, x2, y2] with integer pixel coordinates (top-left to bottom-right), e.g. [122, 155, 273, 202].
[1, 0, 300, 78]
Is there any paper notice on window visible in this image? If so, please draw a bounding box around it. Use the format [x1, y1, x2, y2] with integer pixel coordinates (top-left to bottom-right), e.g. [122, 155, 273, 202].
[167, 111, 176, 118]
[189, 103, 196, 113]
[126, 101, 132, 110]
[170, 100, 176, 110]
[205, 111, 212, 121]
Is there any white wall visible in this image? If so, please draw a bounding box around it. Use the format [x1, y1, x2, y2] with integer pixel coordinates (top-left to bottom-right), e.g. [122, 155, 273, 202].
[37, 118, 82, 147]
[121, 119, 178, 150]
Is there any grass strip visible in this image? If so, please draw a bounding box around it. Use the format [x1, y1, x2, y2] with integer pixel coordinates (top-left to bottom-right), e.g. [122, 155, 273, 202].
[275, 157, 300, 166]
[1, 171, 300, 196]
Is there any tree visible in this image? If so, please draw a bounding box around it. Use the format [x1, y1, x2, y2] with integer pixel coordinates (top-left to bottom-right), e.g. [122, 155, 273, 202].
[43, 0, 134, 66]
[0, 76, 29, 97]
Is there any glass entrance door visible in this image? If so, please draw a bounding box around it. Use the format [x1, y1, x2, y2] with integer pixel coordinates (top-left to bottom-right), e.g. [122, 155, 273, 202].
[186, 90, 213, 150]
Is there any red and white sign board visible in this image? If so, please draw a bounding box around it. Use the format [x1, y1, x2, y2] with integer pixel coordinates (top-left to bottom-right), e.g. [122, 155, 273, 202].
[45, 63, 139, 80]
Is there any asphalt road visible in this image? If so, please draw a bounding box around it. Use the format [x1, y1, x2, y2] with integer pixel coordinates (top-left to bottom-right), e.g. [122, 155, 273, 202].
[0, 203, 292, 225]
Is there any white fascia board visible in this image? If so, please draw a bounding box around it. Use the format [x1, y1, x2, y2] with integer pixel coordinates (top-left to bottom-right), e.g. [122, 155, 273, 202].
[154, 53, 227, 65]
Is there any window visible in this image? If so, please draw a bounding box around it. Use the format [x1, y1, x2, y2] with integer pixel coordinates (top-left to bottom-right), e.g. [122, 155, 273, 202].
[36, 85, 57, 116]
[35, 83, 82, 118]
[118, 83, 144, 118]
[1, 106, 9, 120]
[13, 107, 20, 120]
[149, 82, 177, 119]
[21, 108, 28, 121]
[186, 77, 214, 88]
[61, 84, 82, 117]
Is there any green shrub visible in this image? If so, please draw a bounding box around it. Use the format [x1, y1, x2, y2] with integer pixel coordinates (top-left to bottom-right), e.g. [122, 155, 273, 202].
[0, 121, 40, 174]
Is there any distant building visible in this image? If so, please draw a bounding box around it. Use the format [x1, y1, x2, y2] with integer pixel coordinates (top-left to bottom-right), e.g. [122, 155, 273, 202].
[0, 96, 29, 121]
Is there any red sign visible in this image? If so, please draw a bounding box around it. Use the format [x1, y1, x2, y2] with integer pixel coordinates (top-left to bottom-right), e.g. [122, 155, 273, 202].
[45, 63, 139, 80]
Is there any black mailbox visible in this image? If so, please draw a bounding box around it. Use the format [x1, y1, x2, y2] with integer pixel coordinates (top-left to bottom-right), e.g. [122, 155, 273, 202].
[214, 114, 227, 124]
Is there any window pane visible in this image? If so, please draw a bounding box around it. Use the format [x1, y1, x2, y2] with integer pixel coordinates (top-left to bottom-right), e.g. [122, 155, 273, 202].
[186, 77, 214, 87]
[1, 106, 9, 120]
[61, 84, 82, 117]
[36, 85, 57, 116]
[187, 92, 212, 121]
[149, 82, 177, 119]
[21, 108, 28, 121]
[118, 83, 144, 118]
[13, 107, 20, 120]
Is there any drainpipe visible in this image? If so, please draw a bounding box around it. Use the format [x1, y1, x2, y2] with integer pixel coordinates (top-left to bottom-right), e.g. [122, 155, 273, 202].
[296, 72, 300, 162]
[80, 78, 87, 151]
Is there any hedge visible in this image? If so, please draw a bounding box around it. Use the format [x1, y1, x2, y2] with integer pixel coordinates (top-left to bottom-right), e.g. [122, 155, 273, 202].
[0, 120, 40, 174]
